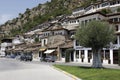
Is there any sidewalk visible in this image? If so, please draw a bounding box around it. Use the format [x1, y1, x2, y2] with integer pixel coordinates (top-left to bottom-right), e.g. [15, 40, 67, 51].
[54, 61, 120, 69]
[3, 57, 120, 69]
[31, 59, 120, 69]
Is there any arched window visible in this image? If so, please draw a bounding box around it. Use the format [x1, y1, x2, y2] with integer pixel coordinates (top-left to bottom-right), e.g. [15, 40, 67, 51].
[44, 39, 46, 45]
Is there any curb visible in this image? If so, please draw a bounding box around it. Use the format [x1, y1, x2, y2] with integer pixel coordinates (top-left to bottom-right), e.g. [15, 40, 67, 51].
[51, 66, 81, 80]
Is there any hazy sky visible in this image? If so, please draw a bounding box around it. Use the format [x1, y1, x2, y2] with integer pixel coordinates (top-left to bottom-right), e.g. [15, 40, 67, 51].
[0, 0, 50, 24]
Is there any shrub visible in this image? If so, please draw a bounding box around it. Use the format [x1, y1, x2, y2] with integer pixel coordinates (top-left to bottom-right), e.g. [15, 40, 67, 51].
[101, 9, 112, 14]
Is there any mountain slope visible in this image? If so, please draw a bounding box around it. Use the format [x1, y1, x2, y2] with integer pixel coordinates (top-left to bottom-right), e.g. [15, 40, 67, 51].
[0, 0, 98, 38]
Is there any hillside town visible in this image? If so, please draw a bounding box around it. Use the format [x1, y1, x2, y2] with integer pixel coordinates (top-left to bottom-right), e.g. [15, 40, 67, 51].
[0, 0, 120, 66]
[1, 0, 120, 80]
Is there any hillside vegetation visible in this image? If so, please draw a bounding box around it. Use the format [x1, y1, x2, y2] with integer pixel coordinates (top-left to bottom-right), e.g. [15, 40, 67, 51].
[0, 0, 98, 38]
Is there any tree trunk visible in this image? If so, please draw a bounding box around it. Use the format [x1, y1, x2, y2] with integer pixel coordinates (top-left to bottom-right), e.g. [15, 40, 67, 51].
[92, 49, 103, 68]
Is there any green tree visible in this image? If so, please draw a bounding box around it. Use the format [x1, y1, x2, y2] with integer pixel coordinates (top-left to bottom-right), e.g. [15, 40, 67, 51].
[34, 37, 39, 43]
[75, 20, 115, 68]
[117, 7, 120, 12]
[101, 8, 112, 14]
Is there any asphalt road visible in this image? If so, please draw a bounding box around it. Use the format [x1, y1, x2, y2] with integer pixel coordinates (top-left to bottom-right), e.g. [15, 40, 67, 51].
[0, 58, 75, 80]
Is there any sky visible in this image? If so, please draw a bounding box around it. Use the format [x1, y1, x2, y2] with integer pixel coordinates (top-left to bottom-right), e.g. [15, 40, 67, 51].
[0, 0, 50, 24]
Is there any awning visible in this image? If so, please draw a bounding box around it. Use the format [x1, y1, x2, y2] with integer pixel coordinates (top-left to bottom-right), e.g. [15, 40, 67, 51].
[115, 30, 120, 35]
[44, 49, 55, 54]
[39, 46, 46, 51]
[39, 48, 46, 51]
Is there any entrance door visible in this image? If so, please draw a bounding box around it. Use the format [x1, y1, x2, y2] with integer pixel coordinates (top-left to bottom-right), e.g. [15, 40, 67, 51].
[113, 50, 118, 64]
[71, 52, 74, 62]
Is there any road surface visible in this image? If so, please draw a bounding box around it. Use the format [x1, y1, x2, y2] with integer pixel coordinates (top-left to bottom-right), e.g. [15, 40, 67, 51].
[0, 58, 74, 80]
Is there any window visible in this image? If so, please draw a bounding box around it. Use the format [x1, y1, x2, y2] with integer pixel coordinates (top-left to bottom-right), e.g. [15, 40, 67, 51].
[109, 19, 113, 22]
[44, 39, 46, 45]
[101, 2, 109, 7]
[81, 21, 84, 24]
[70, 32, 75, 35]
[114, 18, 118, 22]
[48, 33, 49, 36]
[98, 17, 101, 20]
[55, 33, 58, 35]
[85, 6, 92, 11]
[117, 1, 120, 4]
[115, 25, 119, 31]
[60, 32, 63, 35]
[110, 2, 116, 5]
[105, 50, 110, 60]
[119, 36, 120, 44]
[88, 50, 92, 59]
[97, 4, 100, 8]
[85, 20, 88, 24]
[76, 50, 79, 59]
[89, 19, 91, 22]
[52, 32, 54, 35]
[118, 18, 120, 22]
[81, 50, 84, 59]
[113, 38, 117, 44]
[61, 51, 65, 58]
[76, 40, 79, 46]
[44, 34, 46, 36]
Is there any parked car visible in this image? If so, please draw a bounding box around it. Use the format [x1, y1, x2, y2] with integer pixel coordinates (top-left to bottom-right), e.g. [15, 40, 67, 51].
[20, 54, 33, 61]
[6, 55, 11, 58]
[25, 55, 33, 61]
[10, 54, 16, 58]
[15, 55, 21, 60]
[20, 54, 26, 61]
[44, 56, 55, 62]
[40, 57, 45, 62]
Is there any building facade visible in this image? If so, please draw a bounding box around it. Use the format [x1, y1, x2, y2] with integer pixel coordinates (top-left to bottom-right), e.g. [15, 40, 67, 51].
[69, 1, 120, 65]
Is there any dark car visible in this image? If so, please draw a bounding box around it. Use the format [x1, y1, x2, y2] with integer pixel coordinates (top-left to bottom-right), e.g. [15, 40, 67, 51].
[25, 55, 33, 61]
[40, 57, 45, 62]
[44, 56, 55, 62]
[20, 54, 26, 61]
[20, 54, 33, 61]
[10, 54, 16, 58]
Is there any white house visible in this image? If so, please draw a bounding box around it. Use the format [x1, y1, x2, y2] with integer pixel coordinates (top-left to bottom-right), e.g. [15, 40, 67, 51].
[0, 36, 25, 57]
[0, 39, 12, 57]
[40, 22, 74, 61]
[72, 10, 120, 65]
[72, 0, 120, 17]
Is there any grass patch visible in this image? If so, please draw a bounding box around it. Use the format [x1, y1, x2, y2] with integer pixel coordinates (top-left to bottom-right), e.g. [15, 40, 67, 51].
[53, 65, 120, 80]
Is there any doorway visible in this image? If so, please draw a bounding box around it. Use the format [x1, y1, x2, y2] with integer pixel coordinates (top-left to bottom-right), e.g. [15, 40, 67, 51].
[113, 50, 118, 64]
